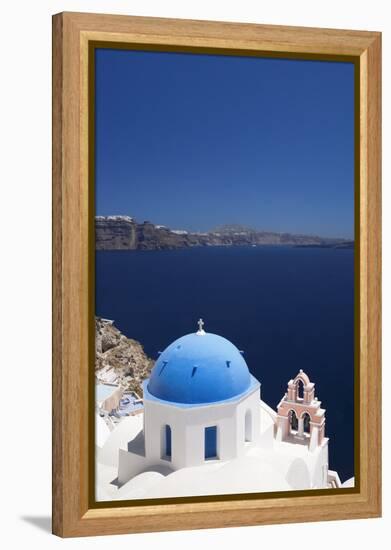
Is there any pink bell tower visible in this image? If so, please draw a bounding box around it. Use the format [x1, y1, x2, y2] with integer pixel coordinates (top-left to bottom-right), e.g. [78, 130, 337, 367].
[276, 370, 327, 452]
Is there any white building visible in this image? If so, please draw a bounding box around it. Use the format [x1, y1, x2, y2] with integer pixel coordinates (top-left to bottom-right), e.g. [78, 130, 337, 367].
[96, 321, 345, 501]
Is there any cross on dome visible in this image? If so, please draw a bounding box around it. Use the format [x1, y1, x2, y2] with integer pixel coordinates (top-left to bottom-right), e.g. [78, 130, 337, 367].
[196, 318, 206, 335]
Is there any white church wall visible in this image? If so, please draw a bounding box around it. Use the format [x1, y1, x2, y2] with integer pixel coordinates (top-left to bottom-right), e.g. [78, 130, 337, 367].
[143, 398, 187, 467]
[142, 384, 261, 470]
[309, 425, 320, 452]
[234, 388, 262, 456]
[167, 398, 238, 467]
[258, 410, 275, 450]
[311, 441, 329, 488]
[276, 414, 289, 441]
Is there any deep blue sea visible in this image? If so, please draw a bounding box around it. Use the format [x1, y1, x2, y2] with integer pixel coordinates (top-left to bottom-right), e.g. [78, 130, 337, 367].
[96, 246, 355, 482]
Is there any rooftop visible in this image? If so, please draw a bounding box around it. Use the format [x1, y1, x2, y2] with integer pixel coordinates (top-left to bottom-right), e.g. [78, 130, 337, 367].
[147, 325, 257, 405]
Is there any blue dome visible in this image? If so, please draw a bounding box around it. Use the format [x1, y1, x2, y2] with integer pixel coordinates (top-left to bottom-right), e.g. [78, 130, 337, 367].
[147, 332, 252, 404]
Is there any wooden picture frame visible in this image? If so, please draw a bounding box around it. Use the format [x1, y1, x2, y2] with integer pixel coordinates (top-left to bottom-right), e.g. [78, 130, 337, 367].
[52, 11, 381, 538]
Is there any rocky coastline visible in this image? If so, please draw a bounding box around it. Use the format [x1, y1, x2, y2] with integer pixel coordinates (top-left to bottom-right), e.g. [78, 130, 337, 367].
[95, 317, 153, 396]
[95, 216, 353, 251]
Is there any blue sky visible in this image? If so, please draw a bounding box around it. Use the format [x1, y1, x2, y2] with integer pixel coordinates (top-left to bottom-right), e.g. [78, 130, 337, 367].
[95, 49, 355, 238]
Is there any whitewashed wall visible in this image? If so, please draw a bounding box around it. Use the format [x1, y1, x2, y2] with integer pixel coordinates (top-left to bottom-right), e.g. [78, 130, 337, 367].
[143, 385, 261, 469]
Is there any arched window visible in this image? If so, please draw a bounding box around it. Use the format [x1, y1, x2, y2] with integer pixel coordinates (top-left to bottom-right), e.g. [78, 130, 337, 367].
[245, 409, 252, 442]
[296, 379, 304, 400]
[302, 412, 311, 434]
[289, 410, 298, 433]
[161, 424, 172, 460]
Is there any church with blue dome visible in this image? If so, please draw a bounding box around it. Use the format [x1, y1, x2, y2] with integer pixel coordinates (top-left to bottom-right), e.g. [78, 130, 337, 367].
[137, 320, 262, 469]
[109, 320, 343, 500]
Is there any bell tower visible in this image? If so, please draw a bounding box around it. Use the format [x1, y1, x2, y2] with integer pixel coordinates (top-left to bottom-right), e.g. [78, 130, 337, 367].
[275, 370, 327, 452]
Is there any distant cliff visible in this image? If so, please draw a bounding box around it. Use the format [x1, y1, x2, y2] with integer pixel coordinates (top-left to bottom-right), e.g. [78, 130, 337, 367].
[95, 216, 352, 251]
[95, 317, 153, 396]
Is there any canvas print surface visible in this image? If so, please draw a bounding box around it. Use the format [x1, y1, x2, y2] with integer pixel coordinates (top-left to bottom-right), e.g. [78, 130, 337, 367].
[94, 48, 355, 502]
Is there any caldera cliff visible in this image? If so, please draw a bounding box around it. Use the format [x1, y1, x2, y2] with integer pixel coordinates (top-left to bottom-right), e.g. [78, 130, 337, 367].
[95, 317, 154, 396]
[95, 216, 353, 251]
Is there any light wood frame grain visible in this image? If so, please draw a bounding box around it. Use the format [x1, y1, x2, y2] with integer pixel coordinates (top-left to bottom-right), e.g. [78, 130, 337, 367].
[52, 12, 381, 538]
